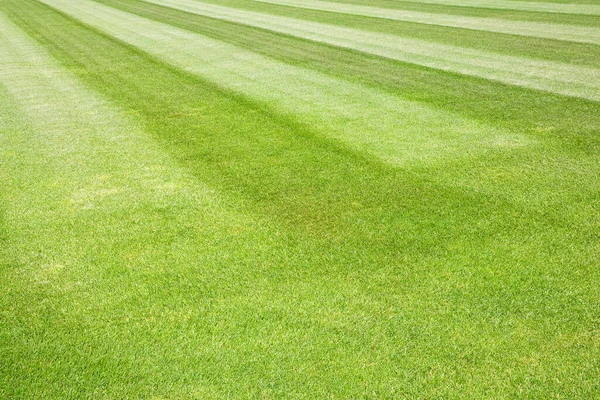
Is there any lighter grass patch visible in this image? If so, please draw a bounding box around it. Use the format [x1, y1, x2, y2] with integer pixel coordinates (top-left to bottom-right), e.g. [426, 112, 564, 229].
[32, 262, 67, 286]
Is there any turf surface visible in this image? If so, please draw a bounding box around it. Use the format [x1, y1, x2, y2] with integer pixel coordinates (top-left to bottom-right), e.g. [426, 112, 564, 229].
[0, 0, 599, 398]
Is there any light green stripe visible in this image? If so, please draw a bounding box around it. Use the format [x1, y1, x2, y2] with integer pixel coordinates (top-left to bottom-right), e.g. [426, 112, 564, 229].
[255, 0, 600, 45]
[337, 0, 600, 16]
[36, 0, 524, 166]
[0, 11, 233, 240]
[140, 0, 600, 102]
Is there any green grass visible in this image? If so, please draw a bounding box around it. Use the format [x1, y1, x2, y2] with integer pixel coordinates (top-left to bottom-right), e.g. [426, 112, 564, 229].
[145, 0, 600, 67]
[326, 0, 600, 20]
[0, 0, 599, 398]
[125, 0, 600, 99]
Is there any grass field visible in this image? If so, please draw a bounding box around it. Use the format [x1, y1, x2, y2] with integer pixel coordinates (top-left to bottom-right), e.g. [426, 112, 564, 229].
[0, 0, 599, 398]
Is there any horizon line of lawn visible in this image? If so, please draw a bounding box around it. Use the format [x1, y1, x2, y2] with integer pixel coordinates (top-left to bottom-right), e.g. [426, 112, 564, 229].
[137, 0, 600, 68]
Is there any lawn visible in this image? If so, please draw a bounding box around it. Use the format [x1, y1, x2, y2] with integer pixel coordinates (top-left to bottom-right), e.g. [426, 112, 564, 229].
[0, 0, 598, 398]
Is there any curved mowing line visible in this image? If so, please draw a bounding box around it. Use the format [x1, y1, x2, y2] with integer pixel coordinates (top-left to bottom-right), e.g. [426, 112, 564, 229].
[34, 0, 524, 166]
[138, 0, 600, 102]
[254, 0, 600, 45]
[335, 0, 600, 16]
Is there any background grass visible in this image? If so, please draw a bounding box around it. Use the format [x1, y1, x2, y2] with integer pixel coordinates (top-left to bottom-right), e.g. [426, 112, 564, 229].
[0, 0, 599, 398]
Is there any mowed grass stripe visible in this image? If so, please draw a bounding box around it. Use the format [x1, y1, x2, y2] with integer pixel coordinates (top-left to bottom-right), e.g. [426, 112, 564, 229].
[0, 10, 275, 296]
[255, 0, 600, 45]
[36, 0, 523, 166]
[0, 11, 292, 397]
[0, 0, 511, 263]
[93, 0, 600, 153]
[193, 0, 600, 68]
[97, 0, 600, 79]
[23, 0, 600, 209]
[137, 0, 600, 101]
[332, 0, 600, 15]
[307, 0, 600, 27]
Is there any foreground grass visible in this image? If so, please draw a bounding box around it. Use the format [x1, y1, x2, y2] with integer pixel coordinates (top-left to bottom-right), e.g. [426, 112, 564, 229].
[0, 0, 599, 398]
